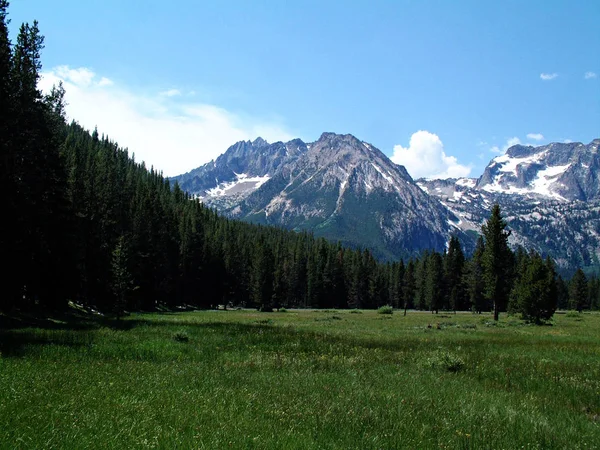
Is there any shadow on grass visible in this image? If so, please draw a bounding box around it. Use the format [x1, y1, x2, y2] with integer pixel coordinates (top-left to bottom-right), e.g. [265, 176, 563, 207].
[0, 330, 94, 357]
[0, 311, 567, 361]
[1, 314, 92, 331]
[0, 309, 126, 357]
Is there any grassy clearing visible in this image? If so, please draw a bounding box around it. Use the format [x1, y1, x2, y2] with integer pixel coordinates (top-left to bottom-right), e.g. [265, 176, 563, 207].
[1, 310, 599, 449]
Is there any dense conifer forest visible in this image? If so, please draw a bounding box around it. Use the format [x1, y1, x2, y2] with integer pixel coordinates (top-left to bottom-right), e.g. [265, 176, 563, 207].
[1, 2, 599, 321]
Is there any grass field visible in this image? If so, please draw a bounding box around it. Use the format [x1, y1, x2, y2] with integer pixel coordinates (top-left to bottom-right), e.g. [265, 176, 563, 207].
[1, 309, 599, 449]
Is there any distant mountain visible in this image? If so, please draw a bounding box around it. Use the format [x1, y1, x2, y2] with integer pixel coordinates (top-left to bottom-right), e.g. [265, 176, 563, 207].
[172, 137, 308, 209]
[172, 132, 468, 259]
[419, 139, 600, 271]
[477, 140, 600, 201]
[227, 133, 466, 258]
[173, 135, 600, 271]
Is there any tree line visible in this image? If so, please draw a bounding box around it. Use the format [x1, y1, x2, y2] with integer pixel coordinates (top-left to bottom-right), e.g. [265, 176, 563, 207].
[1, 2, 598, 322]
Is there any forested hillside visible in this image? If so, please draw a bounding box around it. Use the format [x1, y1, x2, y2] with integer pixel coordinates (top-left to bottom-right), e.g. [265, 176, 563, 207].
[1, 2, 599, 319]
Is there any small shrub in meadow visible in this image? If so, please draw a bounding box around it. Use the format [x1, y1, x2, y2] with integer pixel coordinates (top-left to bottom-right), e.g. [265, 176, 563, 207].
[255, 319, 273, 325]
[566, 310, 580, 318]
[315, 315, 343, 322]
[349, 309, 363, 314]
[425, 350, 465, 373]
[278, 308, 287, 313]
[377, 305, 393, 315]
[173, 331, 190, 343]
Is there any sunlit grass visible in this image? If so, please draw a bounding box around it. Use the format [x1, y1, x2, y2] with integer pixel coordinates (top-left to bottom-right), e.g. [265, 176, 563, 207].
[1, 310, 599, 449]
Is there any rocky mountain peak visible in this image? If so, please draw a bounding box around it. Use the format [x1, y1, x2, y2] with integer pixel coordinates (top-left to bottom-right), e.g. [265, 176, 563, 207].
[306, 132, 390, 171]
[218, 132, 463, 258]
[252, 137, 269, 148]
[505, 144, 536, 159]
[170, 136, 307, 202]
[475, 139, 600, 201]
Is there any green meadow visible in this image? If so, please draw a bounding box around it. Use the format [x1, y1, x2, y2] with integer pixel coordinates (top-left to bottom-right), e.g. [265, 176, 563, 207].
[1, 309, 599, 449]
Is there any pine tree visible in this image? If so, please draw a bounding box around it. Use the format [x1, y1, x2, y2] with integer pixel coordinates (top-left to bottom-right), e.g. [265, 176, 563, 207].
[509, 249, 531, 315]
[444, 236, 465, 312]
[425, 252, 443, 314]
[482, 204, 513, 321]
[307, 240, 327, 308]
[389, 260, 405, 309]
[111, 236, 134, 318]
[251, 240, 274, 311]
[510, 253, 557, 323]
[467, 236, 486, 313]
[555, 274, 570, 310]
[0, 0, 16, 311]
[589, 276, 600, 311]
[569, 269, 588, 312]
[402, 260, 416, 315]
[331, 245, 347, 309]
[9, 19, 70, 309]
[414, 251, 429, 310]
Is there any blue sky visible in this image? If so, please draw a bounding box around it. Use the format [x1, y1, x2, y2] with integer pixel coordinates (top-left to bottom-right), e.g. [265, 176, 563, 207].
[9, 0, 600, 177]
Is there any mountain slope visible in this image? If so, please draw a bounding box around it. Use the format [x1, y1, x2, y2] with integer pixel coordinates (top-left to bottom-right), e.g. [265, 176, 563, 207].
[419, 139, 600, 271]
[171, 137, 308, 209]
[225, 132, 467, 259]
[477, 140, 600, 201]
[175, 134, 600, 270]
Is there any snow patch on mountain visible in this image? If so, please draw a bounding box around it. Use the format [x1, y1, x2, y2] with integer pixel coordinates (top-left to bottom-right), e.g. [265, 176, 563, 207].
[371, 162, 395, 186]
[455, 178, 477, 188]
[205, 173, 271, 198]
[416, 182, 429, 193]
[530, 164, 571, 200]
[480, 151, 573, 200]
[493, 150, 548, 175]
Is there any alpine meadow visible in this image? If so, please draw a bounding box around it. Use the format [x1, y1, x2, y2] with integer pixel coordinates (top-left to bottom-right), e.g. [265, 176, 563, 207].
[1, 1, 600, 449]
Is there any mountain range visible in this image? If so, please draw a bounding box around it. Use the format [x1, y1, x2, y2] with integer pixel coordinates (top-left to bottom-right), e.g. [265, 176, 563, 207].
[172, 134, 600, 272]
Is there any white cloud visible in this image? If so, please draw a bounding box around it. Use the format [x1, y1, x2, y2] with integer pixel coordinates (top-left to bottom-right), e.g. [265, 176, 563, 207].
[526, 133, 544, 141]
[584, 71, 597, 79]
[54, 65, 96, 87]
[540, 73, 558, 81]
[39, 66, 294, 176]
[390, 130, 471, 179]
[98, 77, 113, 87]
[506, 136, 521, 148]
[563, 139, 573, 143]
[160, 88, 182, 97]
[490, 136, 521, 155]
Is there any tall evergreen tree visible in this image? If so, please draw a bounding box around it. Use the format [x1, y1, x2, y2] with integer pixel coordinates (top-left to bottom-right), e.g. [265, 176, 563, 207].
[555, 274, 569, 310]
[414, 251, 429, 310]
[111, 235, 134, 317]
[510, 253, 557, 323]
[467, 236, 486, 313]
[482, 204, 513, 321]
[444, 236, 466, 312]
[569, 269, 588, 312]
[0, 0, 16, 311]
[8, 19, 70, 309]
[402, 259, 416, 315]
[250, 240, 274, 311]
[425, 252, 444, 314]
[588, 276, 600, 311]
